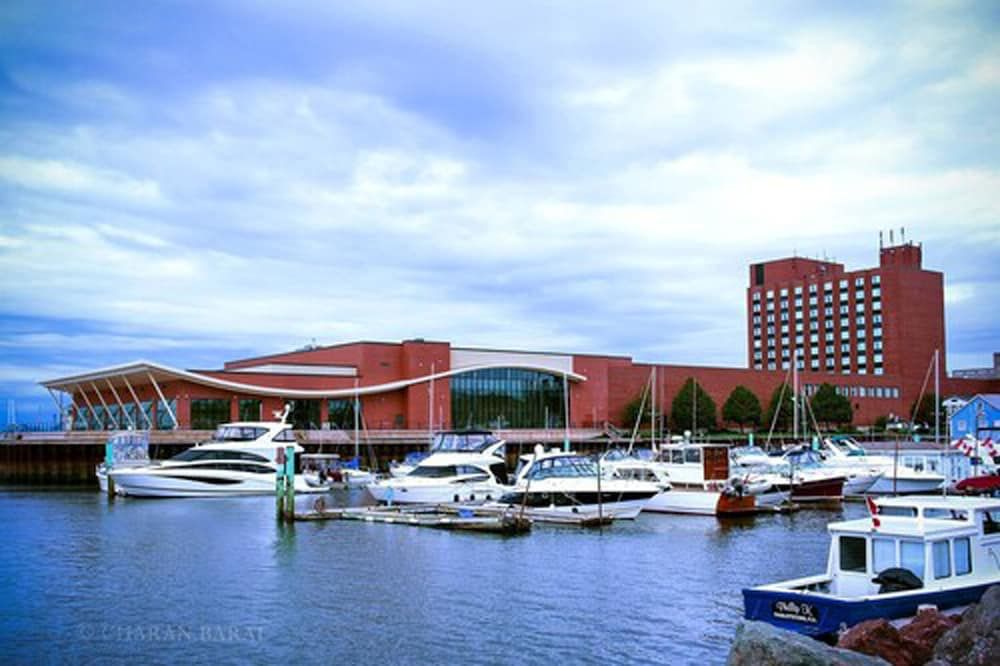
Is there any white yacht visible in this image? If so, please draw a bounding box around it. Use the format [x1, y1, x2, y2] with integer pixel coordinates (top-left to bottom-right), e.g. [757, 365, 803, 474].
[302, 453, 377, 488]
[108, 420, 323, 498]
[744, 496, 1000, 637]
[821, 437, 945, 494]
[492, 446, 662, 520]
[366, 431, 510, 504]
[97, 431, 151, 493]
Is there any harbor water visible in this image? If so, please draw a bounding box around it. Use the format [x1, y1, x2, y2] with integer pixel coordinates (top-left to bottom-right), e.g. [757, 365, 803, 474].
[0, 488, 866, 665]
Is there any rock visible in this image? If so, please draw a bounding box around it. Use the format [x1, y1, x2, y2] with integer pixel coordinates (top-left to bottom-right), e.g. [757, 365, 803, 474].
[929, 585, 1000, 666]
[728, 620, 889, 666]
[837, 619, 920, 666]
[898, 608, 960, 664]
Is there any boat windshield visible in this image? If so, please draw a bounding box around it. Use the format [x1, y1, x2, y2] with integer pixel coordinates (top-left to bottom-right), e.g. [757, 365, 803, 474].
[211, 426, 268, 442]
[169, 449, 271, 463]
[602, 449, 629, 462]
[407, 465, 488, 479]
[431, 432, 500, 453]
[526, 456, 598, 480]
[785, 450, 825, 468]
[632, 448, 654, 461]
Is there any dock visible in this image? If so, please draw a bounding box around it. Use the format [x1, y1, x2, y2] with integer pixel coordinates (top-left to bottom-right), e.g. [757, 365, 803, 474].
[294, 503, 533, 535]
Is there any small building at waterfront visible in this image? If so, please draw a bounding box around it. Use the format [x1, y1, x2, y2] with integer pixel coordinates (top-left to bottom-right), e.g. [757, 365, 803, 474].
[950, 394, 1000, 442]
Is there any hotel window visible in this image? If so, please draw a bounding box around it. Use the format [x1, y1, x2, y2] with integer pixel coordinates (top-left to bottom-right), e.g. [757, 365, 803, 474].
[780, 312, 789, 322]
[795, 311, 803, 322]
[825, 306, 834, 317]
[809, 283, 818, 293]
[811, 359, 819, 370]
[841, 342, 851, 352]
[767, 314, 775, 323]
[824, 281, 833, 292]
[811, 345, 819, 356]
[840, 304, 850, 315]
[855, 276, 865, 287]
[754, 363, 762, 370]
[794, 297, 803, 308]
[856, 315, 866, 326]
[768, 351, 776, 359]
[874, 326, 883, 339]
[753, 351, 762, 360]
[752, 303, 760, 313]
[796, 358, 805, 370]
[795, 323, 804, 333]
[766, 301, 774, 311]
[753, 315, 761, 324]
[872, 287, 881, 299]
[794, 286, 802, 294]
[767, 362, 776, 370]
[841, 317, 850, 328]
[766, 290, 774, 299]
[781, 336, 790, 346]
[875, 367, 884, 376]
[753, 327, 761, 337]
[857, 341, 867, 351]
[873, 299, 882, 312]
[780, 288, 788, 297]
[809, 296, 818, 306]
[810, 333, 819, 343]
[753, 339, 761, 349]
[872, 274, 881, 286]
[841, 330, 850, 340]
[825, 334, 834, 344]
[781, 325, 789, 334]
[839, 279, 848, 290]
[767, 326, 775, 335]
[856, 302, 865, 313]
[810, 320, 819, 331]
[752, 291, 761, 302]
[825, 320, 834, 331]
[781, 349, 790, 359]
[857, 328, 867, 339]
[858, 355, 867, 366]
[796, 335, 804, 345]
[825, 345, 834, 354]
[874, 354, 883, 363]
[872, 313, 882, 324]
[824, 293, 833, 305]
[781, 361, 789, 370]
[826, 358, 835, 369]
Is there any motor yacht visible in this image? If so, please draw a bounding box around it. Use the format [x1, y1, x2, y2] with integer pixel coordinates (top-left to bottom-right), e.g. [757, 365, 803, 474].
[492, 446, 662, 520]
[743, 496, 1000, 637]
[366, 431, 509, 504]
[821, 436, 945, 494]
[108, 420, 323, 498]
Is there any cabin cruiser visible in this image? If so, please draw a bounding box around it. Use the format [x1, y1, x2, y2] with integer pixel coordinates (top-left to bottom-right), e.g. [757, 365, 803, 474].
[491, 446, 662, 520]
[366, 431, 509, 504]
[743, 496, 1000, 637]
[302, 453, 377, 489]
[820, 437, 945, 494]
[730, 446, 849, 506]
[108, 420, 323, 498]
[603, 443, 757, 516]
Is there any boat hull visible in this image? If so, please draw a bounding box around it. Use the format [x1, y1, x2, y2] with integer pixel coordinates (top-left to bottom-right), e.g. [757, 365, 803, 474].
[743, 583, 995, 637]
[791, 476, 844, 503]
[110, 471, 321, 498]
[644, 490, 757, 516]
[868, 476, 945, 495]
[366, 482, 504, 505]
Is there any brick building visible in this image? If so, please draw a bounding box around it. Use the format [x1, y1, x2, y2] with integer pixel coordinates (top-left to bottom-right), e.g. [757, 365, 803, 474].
[41, 243, 1000, 432]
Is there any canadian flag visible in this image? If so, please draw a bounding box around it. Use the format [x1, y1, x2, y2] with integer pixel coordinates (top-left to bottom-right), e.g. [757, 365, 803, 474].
[866, 496, 881, 528]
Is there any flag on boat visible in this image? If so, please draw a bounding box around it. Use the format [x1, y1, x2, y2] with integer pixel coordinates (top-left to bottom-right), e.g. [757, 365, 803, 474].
[866, 496, 881, 528]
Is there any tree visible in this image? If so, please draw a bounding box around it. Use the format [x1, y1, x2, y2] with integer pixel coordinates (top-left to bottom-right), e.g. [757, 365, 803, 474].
[670, 377, 717, 432]
[722, 385, 762, 432]
[811, 383, 853, 428]
[909, 393, 945, 432]
[621, 392, 655, 429]
[763, 383, 794, 433]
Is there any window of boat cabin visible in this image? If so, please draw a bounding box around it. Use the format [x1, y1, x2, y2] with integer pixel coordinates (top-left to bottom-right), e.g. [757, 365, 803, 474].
[932, 541, 951, 579]
[900, 541, 925, 580]
[840, 536, 867, 572]
[454, 465, 489, 481]
[684, 448, 701, 464]
[273, 428, 296, 442]
[670, 450, 684, 464]
[872, 537, 895, 574]
[954, 538, 972, 576]
[981, 510, 1000, 535]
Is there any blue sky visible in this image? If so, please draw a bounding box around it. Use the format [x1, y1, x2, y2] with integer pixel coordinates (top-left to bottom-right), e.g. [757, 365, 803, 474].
[1, 1, 999, 425]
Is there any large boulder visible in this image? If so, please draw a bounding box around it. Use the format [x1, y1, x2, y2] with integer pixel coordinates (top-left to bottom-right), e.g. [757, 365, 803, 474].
[928, 585, 1000, 666]
[728, 620, 889, 666]
[898, 608, 960, 664]
[837, 619, 920, 666]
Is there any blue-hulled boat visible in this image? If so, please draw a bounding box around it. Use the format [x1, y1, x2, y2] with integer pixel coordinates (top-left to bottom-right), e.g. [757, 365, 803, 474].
[743, 496, 1000, 637]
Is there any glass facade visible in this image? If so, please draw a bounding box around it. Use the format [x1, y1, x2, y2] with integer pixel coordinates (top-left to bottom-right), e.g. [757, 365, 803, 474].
[191, 399, 230, 430]
[287, 399, 321, 430]
[238, 399, 262, 422]
[450, 368, 565, 429]
[327, 399, 359, 431]
[157, 399, 177, 430]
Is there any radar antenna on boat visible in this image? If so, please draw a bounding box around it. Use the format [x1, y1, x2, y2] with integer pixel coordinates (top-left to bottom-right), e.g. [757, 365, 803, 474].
[274, 403, 292, 423]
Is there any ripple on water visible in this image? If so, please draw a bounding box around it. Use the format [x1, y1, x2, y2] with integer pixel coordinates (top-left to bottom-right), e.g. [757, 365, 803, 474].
[0, 490, 863, 665]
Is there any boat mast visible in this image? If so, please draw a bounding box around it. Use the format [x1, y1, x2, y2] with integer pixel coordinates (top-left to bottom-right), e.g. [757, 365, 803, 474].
[429, 362, 435, 448]
[562, 372, 570, 452]
[792, 353, 799, 442]
[936, 348, 945, 497]
[651, 366, 657, 451]
[692, 377, 697, 441]
[354, 378, 360, 460]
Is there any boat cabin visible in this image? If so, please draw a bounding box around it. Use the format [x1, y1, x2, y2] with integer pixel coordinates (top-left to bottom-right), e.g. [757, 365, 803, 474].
[655, 444, 732, 487]
[826, 496, 1000, 598]
[430, 430, 503, 454]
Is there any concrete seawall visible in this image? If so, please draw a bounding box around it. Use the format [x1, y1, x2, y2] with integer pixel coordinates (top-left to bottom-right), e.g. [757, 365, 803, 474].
[0, 429, 617, 484]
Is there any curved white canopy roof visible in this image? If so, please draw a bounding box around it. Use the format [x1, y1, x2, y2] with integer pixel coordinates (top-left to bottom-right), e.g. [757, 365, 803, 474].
[41, 359, 587, 399]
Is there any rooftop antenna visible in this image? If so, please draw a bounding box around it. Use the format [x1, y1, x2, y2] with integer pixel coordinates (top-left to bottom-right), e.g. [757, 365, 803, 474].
[889, 229, 894, 245]
[879, 230, 884, 250]
[901, 227, 906, 244]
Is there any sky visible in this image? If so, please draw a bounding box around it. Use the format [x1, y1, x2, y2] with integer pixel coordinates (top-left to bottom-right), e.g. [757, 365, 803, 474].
[1, 1, 999, 425]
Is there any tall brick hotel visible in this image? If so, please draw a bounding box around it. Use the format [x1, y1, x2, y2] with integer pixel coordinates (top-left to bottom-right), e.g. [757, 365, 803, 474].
[43, 240, 1000, 433]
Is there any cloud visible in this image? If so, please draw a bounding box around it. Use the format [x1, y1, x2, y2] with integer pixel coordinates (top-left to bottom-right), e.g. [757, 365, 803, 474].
[0, 1, 998, 421]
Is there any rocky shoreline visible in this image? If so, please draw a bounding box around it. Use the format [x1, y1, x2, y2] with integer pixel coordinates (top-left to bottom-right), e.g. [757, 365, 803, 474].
[728, 585, 999, 666]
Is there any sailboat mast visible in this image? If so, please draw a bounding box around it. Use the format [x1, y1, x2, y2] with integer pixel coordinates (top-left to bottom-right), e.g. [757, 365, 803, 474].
[651, 366, 657, 450]
[428, 362, 435, 447]
[692, 377, 697, 440]
[792, 354, 799, 441]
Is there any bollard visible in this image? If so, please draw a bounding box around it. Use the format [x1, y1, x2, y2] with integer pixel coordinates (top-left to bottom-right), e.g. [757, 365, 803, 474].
[276, 446, 286, 521]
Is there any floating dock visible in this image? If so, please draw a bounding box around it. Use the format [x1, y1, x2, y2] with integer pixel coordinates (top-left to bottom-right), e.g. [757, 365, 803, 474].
[295, 503, 533, 535]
